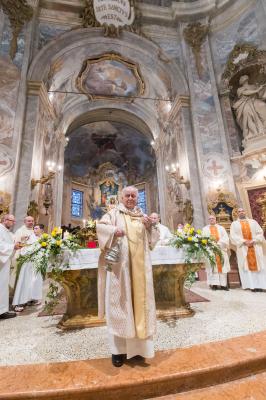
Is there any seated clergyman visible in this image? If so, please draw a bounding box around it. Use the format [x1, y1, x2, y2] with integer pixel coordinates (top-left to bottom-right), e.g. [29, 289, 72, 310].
[96, 186, 159, 367]
[149, 212, 172, 246]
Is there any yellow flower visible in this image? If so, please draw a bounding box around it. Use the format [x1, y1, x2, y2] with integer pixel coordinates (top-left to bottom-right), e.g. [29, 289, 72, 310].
[41, 242, 47, 247]
[187, 236, 193, 241]
[56, 240, 62, 246]
[197, 229, 202, 235]
[201, 239, 207, 245]
[189, 228, 194, 234]
[51, 231, 57, 237]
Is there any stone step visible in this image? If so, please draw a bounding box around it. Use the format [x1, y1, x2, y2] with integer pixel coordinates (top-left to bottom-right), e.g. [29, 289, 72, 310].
[0, 330, 266, 400]
[150, 371, 266, 399]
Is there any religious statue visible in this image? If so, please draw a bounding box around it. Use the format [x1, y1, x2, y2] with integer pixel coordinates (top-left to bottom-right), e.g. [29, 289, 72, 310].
[233, 75, 266, 140]
[216, 205, 231, 231]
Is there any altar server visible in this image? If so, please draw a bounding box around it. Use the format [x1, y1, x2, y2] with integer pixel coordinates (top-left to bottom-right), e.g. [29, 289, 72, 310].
[13, 224, 44, 311]
[230, 208, 266, 291]
[97, 186, 159, 367]
[149, 212, 172, 246]
[202, 215, 230, 290]
[0, 215, 20, 319]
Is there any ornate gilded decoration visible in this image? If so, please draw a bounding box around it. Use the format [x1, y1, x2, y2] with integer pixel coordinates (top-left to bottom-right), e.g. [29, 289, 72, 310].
[183, 199, 193, 225]
[183, 22, 210, 77]
[81, 0, 101, 29]
[222, 43, 265, 82]
[27, 200, 39, 221]
[31, 171, 55, 190]
[0, 0, 33, 59]
[207, 190, 238, 230]
[0, 191, 11, 217]
[81, 0, 138, 37]
[256, 192, 266, 232]
[76, 53, 145, 100]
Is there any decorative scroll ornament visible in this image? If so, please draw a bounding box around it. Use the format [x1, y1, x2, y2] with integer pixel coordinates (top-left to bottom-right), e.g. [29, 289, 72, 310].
[0, 191, 11, 217]
[207, 190, 239, 228]
[0, 0, 33, 59]
[81, 0, 136, 37]
[222, 43, 265, 82]
[183, 22, 210, 77]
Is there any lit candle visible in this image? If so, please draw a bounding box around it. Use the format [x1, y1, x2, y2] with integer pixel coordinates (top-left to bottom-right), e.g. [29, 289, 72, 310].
[83, 219, 86, 228]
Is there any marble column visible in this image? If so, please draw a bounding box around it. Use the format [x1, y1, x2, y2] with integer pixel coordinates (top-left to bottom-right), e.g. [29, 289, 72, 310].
[54, 137, 66, 227]
[13, 81, 52, 227]
[180, 21, 236, 222]
[154, 139, 168, 225]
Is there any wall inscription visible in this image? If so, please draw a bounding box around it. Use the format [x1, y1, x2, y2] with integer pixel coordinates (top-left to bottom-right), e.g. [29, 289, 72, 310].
[94, 0, 135, 28]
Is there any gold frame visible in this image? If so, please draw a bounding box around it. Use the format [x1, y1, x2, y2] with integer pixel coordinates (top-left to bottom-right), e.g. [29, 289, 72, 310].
[207, 190, 239, 221]
[236, 180, 266, 219]
[76, 53, 145, 101]
[0, 191, 11, 217]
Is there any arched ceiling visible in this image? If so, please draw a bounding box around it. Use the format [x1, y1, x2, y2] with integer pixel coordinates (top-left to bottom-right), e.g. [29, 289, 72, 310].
[64, 121, 156, 180]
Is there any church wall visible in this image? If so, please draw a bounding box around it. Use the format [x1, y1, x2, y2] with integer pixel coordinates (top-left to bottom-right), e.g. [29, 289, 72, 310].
[209, 0, 266, 215]
[0, 1, 39, 218]
[180, 22, 236, 224]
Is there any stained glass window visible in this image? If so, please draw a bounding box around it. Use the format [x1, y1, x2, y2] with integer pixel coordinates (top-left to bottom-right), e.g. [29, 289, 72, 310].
[71, 189, 83, 218]
[138, 189, 147, 214]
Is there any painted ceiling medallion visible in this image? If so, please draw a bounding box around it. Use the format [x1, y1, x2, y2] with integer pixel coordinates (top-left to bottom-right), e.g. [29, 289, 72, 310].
[76, 53, 145, 100]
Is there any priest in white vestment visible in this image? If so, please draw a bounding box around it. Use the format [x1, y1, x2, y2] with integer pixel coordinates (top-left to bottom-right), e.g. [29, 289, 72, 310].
[149, 212, 172, 246]
[97, 186, 159, 367]
[230, 208, 266, 291]
[202, 215, 230, 290]
[10, 216, 34, 291]
[12, 224, 44, 311]
[0, 215, 20, 319]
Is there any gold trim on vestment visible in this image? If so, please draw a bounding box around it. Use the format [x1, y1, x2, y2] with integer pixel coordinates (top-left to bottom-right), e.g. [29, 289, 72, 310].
[124, 213, 147, 339]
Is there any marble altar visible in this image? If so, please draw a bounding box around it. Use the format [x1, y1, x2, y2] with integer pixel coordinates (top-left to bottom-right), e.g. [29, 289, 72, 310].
[55, 246, 202, 329]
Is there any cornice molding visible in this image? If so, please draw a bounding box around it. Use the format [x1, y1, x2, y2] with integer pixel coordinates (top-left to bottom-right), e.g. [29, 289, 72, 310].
[27, 80, 55, 118]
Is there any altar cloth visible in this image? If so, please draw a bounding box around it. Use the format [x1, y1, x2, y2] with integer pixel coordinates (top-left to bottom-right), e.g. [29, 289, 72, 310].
[67, 246, 191, 270]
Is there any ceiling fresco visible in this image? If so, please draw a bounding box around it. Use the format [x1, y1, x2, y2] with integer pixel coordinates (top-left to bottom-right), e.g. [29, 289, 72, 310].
[64, 121, 156, 181]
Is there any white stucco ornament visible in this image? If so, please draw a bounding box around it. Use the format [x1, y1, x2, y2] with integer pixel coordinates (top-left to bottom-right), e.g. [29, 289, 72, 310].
[93, 0, 135, 28]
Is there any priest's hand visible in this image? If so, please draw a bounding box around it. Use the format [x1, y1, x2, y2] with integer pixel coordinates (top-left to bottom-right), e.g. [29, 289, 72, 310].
[14, 242, 22, 250]
[115, 228, 125, 237]
[142, 215, 152, 229]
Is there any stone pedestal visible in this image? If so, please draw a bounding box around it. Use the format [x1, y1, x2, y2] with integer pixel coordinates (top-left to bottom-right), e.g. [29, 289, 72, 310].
[153, 263, 202, 319]
[55, 269, 105, 330]
[56, 262, 202, 329]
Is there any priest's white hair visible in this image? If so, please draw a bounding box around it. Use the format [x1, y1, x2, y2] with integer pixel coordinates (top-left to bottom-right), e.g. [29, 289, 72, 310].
[121, 186, 139, 197]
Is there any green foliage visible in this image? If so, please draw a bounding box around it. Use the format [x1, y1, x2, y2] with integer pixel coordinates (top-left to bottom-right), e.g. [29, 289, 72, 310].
[16, 228, 81, 310]
[170, 224, 224, 268]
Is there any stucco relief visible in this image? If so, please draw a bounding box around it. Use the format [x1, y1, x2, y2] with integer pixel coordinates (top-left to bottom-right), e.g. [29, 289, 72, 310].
[0, 57, 20, 142]
[233, 75, 266, 140]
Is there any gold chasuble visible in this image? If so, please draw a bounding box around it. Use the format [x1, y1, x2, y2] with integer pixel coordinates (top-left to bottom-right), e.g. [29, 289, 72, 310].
[209, 225, 222, 273]
[240, 220, 258, 271]
[124, 214, 147, 339]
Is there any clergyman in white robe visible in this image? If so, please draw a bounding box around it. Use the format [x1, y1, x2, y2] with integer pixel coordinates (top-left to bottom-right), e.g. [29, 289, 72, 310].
[202, 220, 230, 289]
[230, 209, 266, 290]
[0, 222, 15, 315]
[12, 233, 43, 307]
[10, 218, 34, 291]
[97, 187, 159, 364]
[149, 213, 172, 246]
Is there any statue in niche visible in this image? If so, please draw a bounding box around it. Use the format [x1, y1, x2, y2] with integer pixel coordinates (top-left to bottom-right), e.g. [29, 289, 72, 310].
[233, 75, 266, 140]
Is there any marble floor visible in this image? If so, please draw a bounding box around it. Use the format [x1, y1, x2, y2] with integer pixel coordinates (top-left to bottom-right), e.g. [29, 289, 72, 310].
[1, 281, 266, 366]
